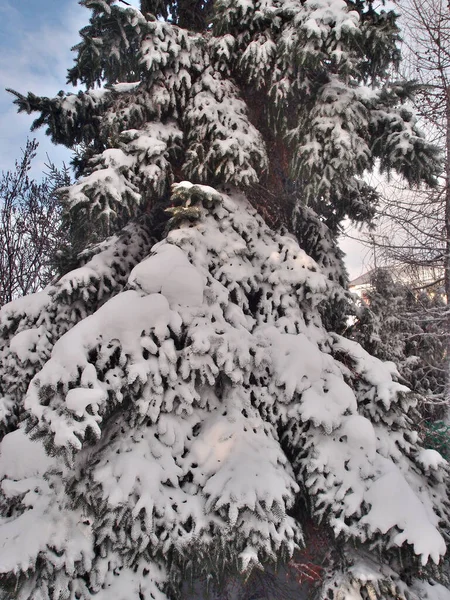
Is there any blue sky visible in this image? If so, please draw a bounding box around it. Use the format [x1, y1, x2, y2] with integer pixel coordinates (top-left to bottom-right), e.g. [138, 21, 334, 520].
[0, 0, 369, 277]
[0, 0, 88, 175]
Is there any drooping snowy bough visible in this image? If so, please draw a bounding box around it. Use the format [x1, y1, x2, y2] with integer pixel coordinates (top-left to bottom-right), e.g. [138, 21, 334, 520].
[0, 184, 448, 599]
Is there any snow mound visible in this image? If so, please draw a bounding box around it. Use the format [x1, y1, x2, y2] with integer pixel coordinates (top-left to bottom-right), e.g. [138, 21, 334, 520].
[0, 429, 54, 480]
[129, 243, 204, 306]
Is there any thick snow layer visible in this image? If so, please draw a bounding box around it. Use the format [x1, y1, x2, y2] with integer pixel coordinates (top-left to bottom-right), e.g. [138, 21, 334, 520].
[0, 290, 51, 326]
[25, 291, 182, 448]
[412, 581, 450, 600]
[0, 429, 54, 480]
[0, 220, 153, 446]
[0, 0, 446, 589]
[65, 121, 182, 229]
[417, 449, 448, 471]
[1, 184, 446, 587]
[261, 325, 357, 430]
[189, 402, 298, 520]
[129, 244, 204, 306]
[111, 81, 141, 92]
[302, 0, 359, 40]
[339, 414, 377, 459]
[9, 326, 47, 364]
[66, 387, 107, 418]
[0, 481, 93, 575]
[259, 326, 333, 393]
[50, 291, 180, 374]
[91, 557, 168, 600]
[361, 456, 446, 565]
[295, 373, 357, 431]
[331, 334, 409, 406]
[0, 433, 92, 576]
[310, 409, 446, 564]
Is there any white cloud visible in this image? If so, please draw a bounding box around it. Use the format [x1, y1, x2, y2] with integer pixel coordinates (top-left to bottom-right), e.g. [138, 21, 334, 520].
[0, 1, 86, 176]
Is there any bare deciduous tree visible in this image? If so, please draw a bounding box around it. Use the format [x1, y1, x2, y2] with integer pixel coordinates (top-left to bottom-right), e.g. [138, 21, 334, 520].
[351, 0, 450, 407]
[376, 0, 450, 293]
[0, 139, 70, 306]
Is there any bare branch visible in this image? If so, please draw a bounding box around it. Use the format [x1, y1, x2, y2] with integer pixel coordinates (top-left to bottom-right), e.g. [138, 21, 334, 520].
[0, 139, 70, 306]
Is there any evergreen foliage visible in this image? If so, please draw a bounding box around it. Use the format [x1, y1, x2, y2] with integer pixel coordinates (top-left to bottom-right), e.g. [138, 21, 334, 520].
[351, 268, 447, 410]
[0, 184, 449, 599]
[425, 421, 450, 462]
[1, 0, 449, 599]
[350, 268, 449, 482]
[7, 0, 441, 240]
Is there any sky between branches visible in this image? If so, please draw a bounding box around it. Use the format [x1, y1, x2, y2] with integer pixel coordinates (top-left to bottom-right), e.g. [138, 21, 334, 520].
[0, 0, 376, 279]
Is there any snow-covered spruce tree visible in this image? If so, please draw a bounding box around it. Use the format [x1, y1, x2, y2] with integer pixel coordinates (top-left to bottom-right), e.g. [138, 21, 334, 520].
[1, 183, 449, 600]
[8, 0, 441, 265]
[1, 0, 449, 599]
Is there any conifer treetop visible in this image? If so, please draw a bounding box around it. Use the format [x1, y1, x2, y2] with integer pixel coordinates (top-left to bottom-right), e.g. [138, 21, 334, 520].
[7, 0, 442, 236]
